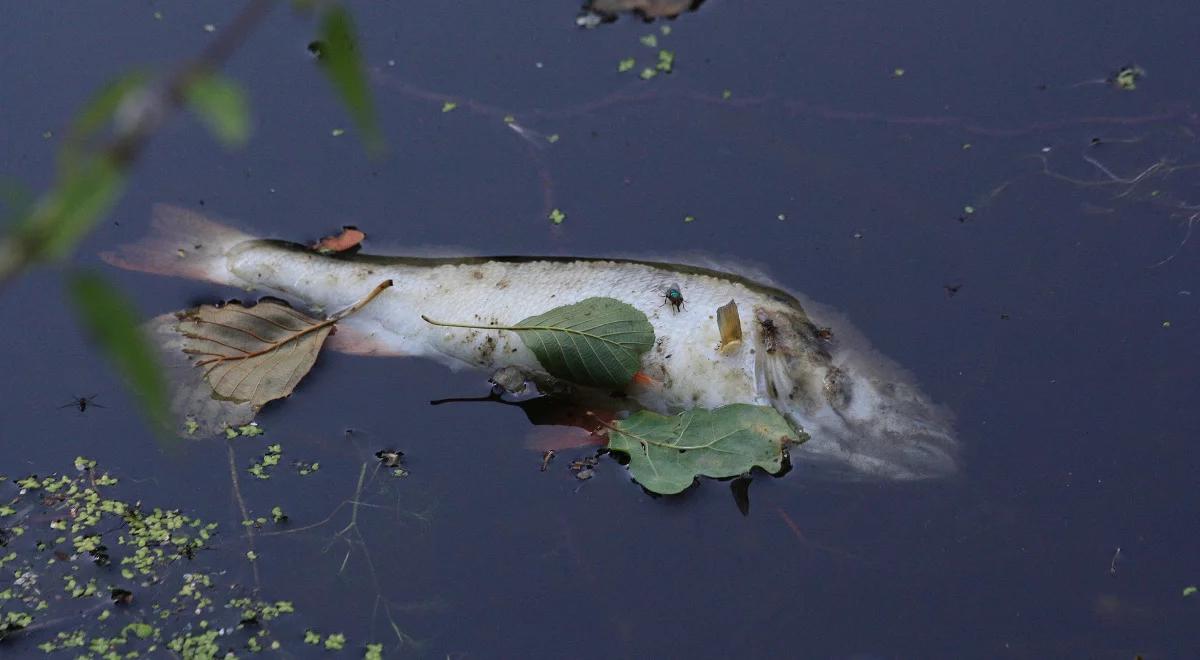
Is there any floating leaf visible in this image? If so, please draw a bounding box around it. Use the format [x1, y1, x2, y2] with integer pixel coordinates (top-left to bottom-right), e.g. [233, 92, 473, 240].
[423, 297, 654, 390]
[67, 272, 169, 433]
[548, 208, 566, 224]
[1110, 65, 1144, 91]
[602, 404, 802, 494]
[316, 7, 382, 153]
[655, 49, 675, 73]
[184, 73, 251, 148]
[179, 280, 391, 409]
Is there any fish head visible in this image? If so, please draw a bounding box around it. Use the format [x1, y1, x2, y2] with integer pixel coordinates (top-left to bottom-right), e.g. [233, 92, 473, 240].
[752, 303, 960, 481]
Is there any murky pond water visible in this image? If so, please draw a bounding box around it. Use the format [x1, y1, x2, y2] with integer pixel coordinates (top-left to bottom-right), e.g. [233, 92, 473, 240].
[3, 1, 1199, 657]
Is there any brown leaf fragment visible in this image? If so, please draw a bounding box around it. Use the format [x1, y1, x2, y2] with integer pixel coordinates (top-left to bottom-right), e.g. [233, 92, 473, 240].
[312, 226, 365, 254]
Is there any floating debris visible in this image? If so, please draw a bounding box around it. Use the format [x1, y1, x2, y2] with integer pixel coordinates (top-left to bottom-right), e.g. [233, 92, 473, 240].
[569, 455, 599, 480]
[375, 449, 404, 467]
[578, 0, 705, 26]
[1109, 65, 1145, 91]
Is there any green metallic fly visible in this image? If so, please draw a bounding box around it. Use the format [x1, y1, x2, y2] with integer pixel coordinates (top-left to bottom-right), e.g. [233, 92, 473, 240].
[662, 283, 686, 313]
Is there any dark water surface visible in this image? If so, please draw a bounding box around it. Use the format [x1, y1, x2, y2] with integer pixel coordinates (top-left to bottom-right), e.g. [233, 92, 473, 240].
[3, 1, 1199, 657]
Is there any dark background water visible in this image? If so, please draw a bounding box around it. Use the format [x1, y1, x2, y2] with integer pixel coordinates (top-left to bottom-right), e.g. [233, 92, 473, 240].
[3, 1, 1199, 657]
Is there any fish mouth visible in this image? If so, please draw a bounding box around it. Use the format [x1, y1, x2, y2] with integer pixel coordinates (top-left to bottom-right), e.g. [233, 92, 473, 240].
[753, 304, 961, 481]
[780, 408, 960, 481]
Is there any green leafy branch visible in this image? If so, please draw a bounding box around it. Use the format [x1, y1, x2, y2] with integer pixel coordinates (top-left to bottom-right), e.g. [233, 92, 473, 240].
[0, 0, 383, 433]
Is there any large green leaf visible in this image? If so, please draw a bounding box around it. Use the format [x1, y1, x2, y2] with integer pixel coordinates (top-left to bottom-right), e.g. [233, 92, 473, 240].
[184, 73, 251, 148]
[423, 297, 655, 390]
[316, 6, 382, 153]
[67, 272, 169, 433]
[604, 404, 803, 495]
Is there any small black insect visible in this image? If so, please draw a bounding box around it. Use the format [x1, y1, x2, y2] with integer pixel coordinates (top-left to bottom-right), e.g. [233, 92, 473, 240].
[662, 284, 686, 313]
[60, 395, 104, 413]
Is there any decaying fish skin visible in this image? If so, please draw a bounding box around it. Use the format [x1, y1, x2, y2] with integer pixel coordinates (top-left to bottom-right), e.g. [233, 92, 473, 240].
[104, 205, 959, 481]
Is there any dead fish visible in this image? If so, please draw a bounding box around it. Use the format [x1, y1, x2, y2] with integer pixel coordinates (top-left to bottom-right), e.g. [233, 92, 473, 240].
[104, 205, 958, 480]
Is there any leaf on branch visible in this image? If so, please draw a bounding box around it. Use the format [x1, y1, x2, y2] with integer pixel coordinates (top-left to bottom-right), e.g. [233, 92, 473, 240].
[316, 6, 382, 154]
[67, 272, 170, 434]
[422, 297, 655, 390]
[59, 71, 150, 172]
[184, 73, 251, 148]
[9, 155, 125, 267]
[602, 404, 804, 495]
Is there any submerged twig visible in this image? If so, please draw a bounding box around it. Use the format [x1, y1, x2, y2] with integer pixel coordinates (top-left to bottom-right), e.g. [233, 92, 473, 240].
[227, 441, 262, 591]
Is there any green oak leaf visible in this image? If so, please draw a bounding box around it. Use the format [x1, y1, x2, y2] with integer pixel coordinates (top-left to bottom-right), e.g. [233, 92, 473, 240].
[604, 404, 803, 495]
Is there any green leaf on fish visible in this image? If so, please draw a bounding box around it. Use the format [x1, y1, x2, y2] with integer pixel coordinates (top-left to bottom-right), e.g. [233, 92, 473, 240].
[184, 73, 251, 148]
[422, 297, 654, 390]
[602, 404, 803, 495]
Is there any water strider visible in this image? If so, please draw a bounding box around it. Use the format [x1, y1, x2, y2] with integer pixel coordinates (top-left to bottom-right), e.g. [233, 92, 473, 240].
[60, 395, 104, 413]
[105, 205, 958, 480]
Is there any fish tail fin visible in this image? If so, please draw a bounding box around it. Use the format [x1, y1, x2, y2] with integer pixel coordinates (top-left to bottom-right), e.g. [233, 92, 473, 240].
[101, 204, 253, 285]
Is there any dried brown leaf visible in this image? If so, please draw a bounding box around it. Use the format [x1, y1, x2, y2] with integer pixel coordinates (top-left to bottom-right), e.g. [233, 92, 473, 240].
[166, 280, 391, 427]
[179, 299, 334, 408]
